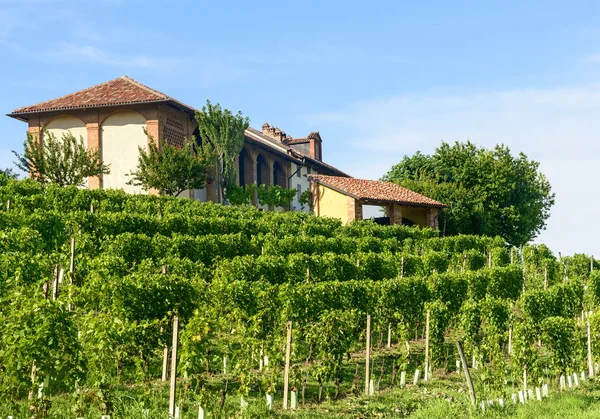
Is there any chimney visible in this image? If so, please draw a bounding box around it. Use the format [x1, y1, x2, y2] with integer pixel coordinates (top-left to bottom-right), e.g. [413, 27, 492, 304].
[261, 122, 270, 135]
[262, 123, 288, 142]
[308, 132, 322, 161]
[274, 127, 284, 142]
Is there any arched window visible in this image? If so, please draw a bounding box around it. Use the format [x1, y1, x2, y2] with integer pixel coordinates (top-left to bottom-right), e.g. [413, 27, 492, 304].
[273, 161, 286, 188]
[239, 148, 253, 187]
[256, 154, 270, 186]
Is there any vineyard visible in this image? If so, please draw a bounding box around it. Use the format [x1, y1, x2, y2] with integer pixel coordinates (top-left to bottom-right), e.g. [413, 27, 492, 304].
[1, 176, 600, 418]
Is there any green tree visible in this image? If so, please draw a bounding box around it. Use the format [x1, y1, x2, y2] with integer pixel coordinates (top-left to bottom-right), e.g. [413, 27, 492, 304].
[382, 141, 554, 246]
[128, 135, 212, 197]
[12, 129, 110, 187]
[195, 100, 249, 203]
[0, 167, 17, 179]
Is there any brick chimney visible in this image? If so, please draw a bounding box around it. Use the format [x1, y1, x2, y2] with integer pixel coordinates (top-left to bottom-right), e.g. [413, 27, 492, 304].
[262, 122, 276, 138]
[262, 123, 288, 142]
[308, 132, 322, 161]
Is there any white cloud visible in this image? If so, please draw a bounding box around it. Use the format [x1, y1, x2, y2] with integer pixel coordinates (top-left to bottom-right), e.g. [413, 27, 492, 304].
[44, 43, 183, 70]
[309, 85, 600, 256]
[585, 54, 600, 62]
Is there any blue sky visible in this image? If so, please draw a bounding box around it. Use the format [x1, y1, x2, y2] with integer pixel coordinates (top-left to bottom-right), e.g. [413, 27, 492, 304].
[1, 0, 600, 255]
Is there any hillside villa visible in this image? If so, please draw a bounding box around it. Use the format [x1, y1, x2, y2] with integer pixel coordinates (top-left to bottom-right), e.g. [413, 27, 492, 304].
[7, 76, 444, 228]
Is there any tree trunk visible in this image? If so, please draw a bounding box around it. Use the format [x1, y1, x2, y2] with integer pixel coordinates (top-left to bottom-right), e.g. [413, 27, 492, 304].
[302, 378, 306, 405]
[377, 359, 385, 390]
[218, 388, 227, 413]
[318, 378, 323, 402]
[205, 347, 211, 374]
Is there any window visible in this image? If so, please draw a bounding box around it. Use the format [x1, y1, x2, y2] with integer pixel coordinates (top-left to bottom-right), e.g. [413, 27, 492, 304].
[273, 161, 286, 187]
[296, 164, 301, 178]
[296, 184, 302, 201]
[306, 166, 311, 175]
[257, 154, 268, 185]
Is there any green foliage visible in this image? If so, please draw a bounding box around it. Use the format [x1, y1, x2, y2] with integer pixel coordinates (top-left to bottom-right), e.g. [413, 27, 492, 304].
[0, 289, 81, 396]
[12, 129, 110, 187]
[0, 167, 17, 179]
[195, 100, 249, 203]
[299, 189, 312, 211]
[540, 317, 580, 375]
[128, 136, 212, 197]
[382, 141, 555, 246]
[224, 183, 255, 206]
[257, 184, 296, 210]
[425, 300, 450, 366]
[1, 177, 598, 410]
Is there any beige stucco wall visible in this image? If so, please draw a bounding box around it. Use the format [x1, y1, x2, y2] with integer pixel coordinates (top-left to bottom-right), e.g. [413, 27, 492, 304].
[315, 183, 350, 224]
[101, 111, 147, 193]
[403, 206, 428, 226]
[45, 115, 88, 186]
[45, 115, 88, 146]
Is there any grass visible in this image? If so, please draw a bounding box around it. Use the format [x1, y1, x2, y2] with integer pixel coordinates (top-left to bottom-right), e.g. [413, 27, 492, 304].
[2, 374, 600, 418]
[2, 341, 600, 417]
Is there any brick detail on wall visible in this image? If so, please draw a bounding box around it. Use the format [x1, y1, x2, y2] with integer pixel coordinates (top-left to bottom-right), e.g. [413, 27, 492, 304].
[389, 204, 403, 225]
[427, 208, 436, 229]
[310, 182, 320, 215]
[163, 117, 186, 147]
[347, 197, 363, 223]
[145, 119, 160, 195]
[86, 123, 101, 189]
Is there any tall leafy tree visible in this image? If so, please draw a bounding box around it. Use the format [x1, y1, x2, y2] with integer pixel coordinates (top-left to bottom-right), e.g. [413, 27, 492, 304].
[195, 100, 249, 203]
[382, 141, 554, 246]
[12, 129, 109, 187]
[128, 135, 212, 197]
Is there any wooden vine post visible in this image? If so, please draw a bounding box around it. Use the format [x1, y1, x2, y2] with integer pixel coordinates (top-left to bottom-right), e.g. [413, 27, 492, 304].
[424, 310, 431, 381]
[365, 315, 371, 395]
[162, 328, 169, 382]
[69, 235, 75, 285]
[544, 266, 548, 290]
[169, 316, 179, 418]
[387, 323, 392, 348]
[456, 340, 476, 407]
[400, 256, 404, 278]
[283, 321, 292, 409]
[52, 264, 59, 301]
[588, 312, 594, 377]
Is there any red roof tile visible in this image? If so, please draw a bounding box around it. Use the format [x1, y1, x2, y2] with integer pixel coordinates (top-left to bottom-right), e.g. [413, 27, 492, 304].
[308, 175, 445, 207]
[284, 137, 310, 145]
[10, 76, 197, 115]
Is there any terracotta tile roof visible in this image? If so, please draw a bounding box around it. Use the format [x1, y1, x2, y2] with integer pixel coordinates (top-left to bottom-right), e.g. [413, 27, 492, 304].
[284, 137, 310, 145]
[308, 175, 446, 207]
[9, 76, 197, 115]
[8, 76, 350, 178]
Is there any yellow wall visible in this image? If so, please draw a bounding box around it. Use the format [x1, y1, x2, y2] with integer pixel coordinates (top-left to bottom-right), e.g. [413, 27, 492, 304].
[403, 206, 428, 227]
[101, 110, 147, 194]
[315, 184, 350, 224]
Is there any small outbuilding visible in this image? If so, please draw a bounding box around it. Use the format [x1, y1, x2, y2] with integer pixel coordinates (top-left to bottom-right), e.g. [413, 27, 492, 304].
[308, 175, 445, 229]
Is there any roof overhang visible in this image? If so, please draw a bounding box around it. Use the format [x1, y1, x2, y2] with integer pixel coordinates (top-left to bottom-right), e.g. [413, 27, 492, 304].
[6, 99, 174, 122]
[309, 176, 447, 208]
